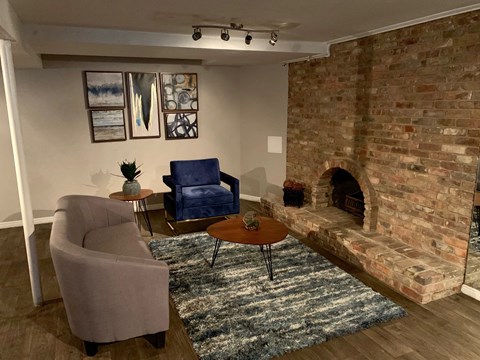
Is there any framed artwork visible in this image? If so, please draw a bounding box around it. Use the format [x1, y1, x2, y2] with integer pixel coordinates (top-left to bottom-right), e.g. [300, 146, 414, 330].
[160, 73, 198, 111]
[84, 71, 125, 108]
[164, 112, 198, 140]
[126, 72, 161, 138]
[89, 109, 126, 142]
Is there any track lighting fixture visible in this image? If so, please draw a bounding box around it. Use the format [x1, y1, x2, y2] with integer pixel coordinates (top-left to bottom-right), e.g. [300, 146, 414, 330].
[191, 23, 279, 45]
[245, 32, 252, 45]
[269, 32, 278, 46]
[220, 28, 230, 41]
[192, 27, 202, 41]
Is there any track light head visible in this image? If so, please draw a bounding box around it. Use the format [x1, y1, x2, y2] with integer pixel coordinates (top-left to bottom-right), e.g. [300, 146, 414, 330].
[192, 27, 202, 41]
[221, 28, 230, 41]
[245, 32, 252, 45]
[269, 32, 278, 46]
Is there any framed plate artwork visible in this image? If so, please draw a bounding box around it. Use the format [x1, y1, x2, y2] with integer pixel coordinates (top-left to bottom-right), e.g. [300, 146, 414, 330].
[160, 73, 198, 111]
[164, 112, 198, 140]
[84, 71, 125, 108]
[89, 109, 127, 142]
[126, 72, 161, 138]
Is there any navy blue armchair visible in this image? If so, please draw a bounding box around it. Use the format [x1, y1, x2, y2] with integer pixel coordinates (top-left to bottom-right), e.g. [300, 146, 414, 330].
[163, 158, 240, 231]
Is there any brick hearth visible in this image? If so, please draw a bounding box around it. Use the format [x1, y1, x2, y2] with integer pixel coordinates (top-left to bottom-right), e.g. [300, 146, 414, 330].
[261, 193, 464, 304]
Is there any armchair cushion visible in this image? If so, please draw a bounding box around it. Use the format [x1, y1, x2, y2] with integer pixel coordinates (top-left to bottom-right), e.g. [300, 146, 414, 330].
[182, 185, 233, 208]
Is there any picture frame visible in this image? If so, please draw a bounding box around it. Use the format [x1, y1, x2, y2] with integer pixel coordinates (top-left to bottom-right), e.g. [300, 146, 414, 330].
[160, 73, 198, 111]
[84, 71, 125, 108]
[89, 109, 127, 142]
[164, 112, 198, 140]
[126, 72, 161, 139]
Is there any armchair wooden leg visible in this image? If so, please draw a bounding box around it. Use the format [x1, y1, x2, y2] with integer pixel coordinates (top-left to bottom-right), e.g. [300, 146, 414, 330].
[144, 331, 166, 349]
[164, 210, 178, 236]
[84, 341, 99, 356]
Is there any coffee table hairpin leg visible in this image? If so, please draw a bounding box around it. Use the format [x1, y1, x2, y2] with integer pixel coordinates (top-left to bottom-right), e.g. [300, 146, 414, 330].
[260, 245, 274, 280]
[210, 240, 274, 280]
[211, 238, 222, 267]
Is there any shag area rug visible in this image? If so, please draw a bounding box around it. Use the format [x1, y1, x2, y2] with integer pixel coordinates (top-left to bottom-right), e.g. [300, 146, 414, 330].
[149, 232, 406, 360]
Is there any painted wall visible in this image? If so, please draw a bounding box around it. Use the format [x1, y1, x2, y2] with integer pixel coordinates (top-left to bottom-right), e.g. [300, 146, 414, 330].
[239, 63, 288, 198]
[0, 60, 288, 223]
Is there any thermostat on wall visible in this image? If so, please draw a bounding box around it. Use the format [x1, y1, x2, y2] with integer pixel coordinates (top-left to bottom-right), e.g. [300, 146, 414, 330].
[268, 136, 282, 154]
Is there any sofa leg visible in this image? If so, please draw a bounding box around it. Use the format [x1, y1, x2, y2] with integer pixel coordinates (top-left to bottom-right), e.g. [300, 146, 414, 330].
[144, 331, 166, 349]
[84, 341, 98, 356]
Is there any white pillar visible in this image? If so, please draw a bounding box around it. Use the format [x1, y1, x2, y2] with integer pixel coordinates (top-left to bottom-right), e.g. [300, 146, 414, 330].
[0, 39, 43, 306]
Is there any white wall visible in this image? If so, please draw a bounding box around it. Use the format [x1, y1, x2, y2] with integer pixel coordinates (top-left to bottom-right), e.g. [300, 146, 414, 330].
[238, 63, 288, 198]
[0, 60, 288, 223]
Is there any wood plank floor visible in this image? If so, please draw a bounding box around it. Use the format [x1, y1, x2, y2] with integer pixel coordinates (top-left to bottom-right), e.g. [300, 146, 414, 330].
[1, 200, 479, 359]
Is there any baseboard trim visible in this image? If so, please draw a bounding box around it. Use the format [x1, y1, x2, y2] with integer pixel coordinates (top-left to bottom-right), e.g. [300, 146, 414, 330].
[240, 194, 261, 202]
[0, 216, 54, 229]
[0, 196, 260, 229]
[144, 203, 164, 211]
[461, 284, 480, 301]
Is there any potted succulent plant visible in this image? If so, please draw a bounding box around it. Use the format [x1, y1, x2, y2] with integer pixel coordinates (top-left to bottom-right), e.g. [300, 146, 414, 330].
[117, 160, 142, 195]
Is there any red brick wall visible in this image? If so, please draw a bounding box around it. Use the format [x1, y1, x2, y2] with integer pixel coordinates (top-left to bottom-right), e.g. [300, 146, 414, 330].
[287, 11, 480, 266]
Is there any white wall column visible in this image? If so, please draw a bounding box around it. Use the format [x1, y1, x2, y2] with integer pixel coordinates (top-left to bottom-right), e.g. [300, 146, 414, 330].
[0, 39, 43, 306]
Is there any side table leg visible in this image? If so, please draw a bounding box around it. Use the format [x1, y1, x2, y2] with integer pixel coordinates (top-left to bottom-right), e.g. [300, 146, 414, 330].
[211, 238, 222, 267]
[139, 199, 153, 236]
[260, 244, 274, 280]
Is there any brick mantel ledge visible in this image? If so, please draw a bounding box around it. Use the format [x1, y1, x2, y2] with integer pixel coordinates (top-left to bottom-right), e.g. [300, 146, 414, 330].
[261, 193, 464, 304]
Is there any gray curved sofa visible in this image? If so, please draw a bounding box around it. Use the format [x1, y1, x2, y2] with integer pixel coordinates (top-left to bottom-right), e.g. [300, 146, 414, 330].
[50, 195, 169, 356]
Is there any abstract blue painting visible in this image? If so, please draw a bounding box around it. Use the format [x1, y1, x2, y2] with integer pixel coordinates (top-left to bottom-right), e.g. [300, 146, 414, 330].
[85, 71, 125, 108]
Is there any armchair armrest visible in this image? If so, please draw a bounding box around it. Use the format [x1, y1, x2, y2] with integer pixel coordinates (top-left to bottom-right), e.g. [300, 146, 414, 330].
[220, 171, 239, 206]
[162, 175, 174, 189]
[163, 175, 183, 198]
[163, 175, 183, 218]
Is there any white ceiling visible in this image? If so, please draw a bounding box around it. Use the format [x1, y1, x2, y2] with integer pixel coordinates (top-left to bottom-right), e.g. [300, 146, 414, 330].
[4, 0, 480, 67]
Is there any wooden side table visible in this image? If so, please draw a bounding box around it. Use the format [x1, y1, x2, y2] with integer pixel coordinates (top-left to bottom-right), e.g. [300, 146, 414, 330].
[109, 189, 154, 236]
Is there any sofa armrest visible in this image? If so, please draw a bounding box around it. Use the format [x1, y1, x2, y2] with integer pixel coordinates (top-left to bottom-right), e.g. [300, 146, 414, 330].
[102, 198, 136, 224]
[56, 195, 135, 231]
[220, 171, 240, 206]
[52, 246, 169, 343]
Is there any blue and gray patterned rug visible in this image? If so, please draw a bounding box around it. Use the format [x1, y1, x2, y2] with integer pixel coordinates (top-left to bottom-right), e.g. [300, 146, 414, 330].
[149, 232, 406, 360]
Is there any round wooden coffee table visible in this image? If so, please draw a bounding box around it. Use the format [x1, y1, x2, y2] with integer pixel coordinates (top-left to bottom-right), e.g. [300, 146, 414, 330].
[206, 216, 288, 280]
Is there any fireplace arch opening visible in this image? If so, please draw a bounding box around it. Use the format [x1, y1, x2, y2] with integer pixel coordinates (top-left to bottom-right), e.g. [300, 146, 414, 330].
[310, 159, 378, 232]
[331, 169, 365, 219]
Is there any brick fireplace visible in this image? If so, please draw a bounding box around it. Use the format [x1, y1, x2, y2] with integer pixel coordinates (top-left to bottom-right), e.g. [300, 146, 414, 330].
[262, 11, 480, 303]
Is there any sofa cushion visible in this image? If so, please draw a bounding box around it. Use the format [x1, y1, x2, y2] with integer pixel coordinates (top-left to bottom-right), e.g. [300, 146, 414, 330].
[171, 158, 221, 186]
[83, 222, 152, 259]
[182, 185, 233, 208]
